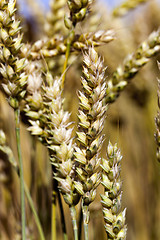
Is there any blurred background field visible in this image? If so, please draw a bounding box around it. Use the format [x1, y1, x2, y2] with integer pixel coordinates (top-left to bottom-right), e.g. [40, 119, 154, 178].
[1, 0, 160, 239]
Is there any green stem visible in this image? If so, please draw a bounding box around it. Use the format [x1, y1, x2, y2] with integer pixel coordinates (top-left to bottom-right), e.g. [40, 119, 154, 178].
[61, 42, 71, 89]
[57, 191, 68, 240]
[15, 108, 26, 240]
[70, 206, 78, 240]
[0, 145, 45, 240]
[23, 182, 45, 240]
[82, 203, 89, 240]
[30, 136, 36, 198]
[51, 178, 57, 240]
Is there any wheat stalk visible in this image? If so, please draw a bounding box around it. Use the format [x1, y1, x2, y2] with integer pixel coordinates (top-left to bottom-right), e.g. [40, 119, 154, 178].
[155, 62, 160, 162]
[0, 129, 45, 240]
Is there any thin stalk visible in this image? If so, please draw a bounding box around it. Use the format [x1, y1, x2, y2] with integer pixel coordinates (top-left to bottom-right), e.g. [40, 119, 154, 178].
[15, 108, 26, 240]
[0, 145, 45, 240]
[23, 182, 45, 240]
[30, 136, 36, 198]
[78, 205, 83, 240]
[61, 29, 75, 89]
[61, 42, 71, 89]
[82, 204, 89, 240]
[57, 190, 68, 240]
[70, 206, 78, 240]
[51, 178, 57, 240]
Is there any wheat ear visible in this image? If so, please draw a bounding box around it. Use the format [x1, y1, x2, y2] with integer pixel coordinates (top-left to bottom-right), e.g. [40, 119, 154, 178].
[113, 0, 148, 17]
[105, 28, 160, 104]
[45, 0, 67, 36]
[0, 1, 29, 238]
[74, 47, 107, 240]
[101, 141, 127, 240]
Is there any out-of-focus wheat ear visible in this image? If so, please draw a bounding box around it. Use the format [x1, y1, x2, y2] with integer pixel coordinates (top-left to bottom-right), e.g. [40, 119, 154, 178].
[100, 141, 127, 240]
[155, 62, 160, 163]
[105, 28, 160, 104]
[45, 0, 67, 36]
[112, 0, 148, 17]
[63, 0, 93, 88]
[44, 0, 68, 76]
